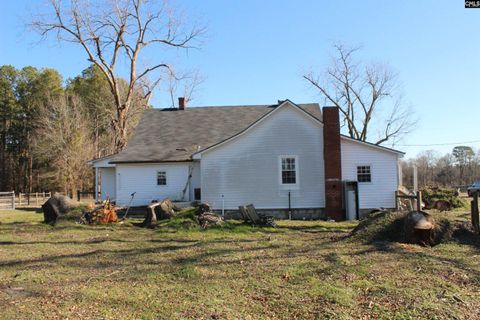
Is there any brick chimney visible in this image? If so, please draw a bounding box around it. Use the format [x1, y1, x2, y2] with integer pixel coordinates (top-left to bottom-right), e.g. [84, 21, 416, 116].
[178, 97, 186, 110]
[323, 106, 344, 221]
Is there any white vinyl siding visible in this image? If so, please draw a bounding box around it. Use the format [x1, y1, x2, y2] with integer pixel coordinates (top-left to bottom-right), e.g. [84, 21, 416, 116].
[341, 138, 399, 209]
[200, 103, 325, 210]
[115, 163, 190, 206]
[90, 156, 115, 168]
[100, 167, 116, 201]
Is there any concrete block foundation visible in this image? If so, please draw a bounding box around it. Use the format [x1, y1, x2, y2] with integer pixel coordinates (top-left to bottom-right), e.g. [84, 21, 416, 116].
[215, 208, 326, 220]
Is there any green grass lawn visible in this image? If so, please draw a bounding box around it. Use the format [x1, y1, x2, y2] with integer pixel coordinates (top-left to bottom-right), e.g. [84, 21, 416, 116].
[0, 209, 479, 319]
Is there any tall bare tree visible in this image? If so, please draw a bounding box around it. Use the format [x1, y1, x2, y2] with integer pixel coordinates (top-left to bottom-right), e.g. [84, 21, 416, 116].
[32, 0, 204, 151]
[35, 94, 94, 196]
[304, 44, 415, 145]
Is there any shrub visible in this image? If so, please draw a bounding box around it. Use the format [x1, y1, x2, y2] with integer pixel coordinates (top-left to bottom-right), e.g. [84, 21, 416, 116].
[421, 187, 466, 208]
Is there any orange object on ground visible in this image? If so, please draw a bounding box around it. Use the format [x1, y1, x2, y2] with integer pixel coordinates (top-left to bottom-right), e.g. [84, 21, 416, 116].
[95, 199, 117, 224]
[99, 208, 117, 224]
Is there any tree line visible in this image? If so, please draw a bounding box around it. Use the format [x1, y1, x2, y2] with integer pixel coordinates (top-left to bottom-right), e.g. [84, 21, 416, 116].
[0, 64, 147, 195]
[402, 146, 479, 189]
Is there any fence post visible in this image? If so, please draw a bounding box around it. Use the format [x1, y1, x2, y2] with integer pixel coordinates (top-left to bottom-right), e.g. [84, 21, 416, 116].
[77, 190, 80, 202]
[471, 192, 479, 234]
[416, 191, 422, 212]
[12, 191, 15, 210]
[395, 191, 398, 211]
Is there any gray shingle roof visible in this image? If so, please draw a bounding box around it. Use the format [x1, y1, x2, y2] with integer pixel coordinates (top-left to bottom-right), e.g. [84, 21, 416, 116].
[110, 102, 322, 163]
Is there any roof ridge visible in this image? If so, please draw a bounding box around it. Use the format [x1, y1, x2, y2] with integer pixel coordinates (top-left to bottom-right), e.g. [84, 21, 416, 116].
[147, 102, 321, 111]
[147, 104, 277, 111]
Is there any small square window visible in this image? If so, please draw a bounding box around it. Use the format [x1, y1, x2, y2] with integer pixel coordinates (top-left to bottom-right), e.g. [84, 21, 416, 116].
[357, 166, 371, 183]
[281, 157, 297, 184]
[157, 171, 167, 185]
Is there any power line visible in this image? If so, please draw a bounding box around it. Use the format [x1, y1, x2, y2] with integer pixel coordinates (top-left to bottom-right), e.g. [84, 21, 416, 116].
[396, 140, 480, 147]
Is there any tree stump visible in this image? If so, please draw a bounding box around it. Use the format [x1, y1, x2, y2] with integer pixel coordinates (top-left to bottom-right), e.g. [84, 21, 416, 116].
[197, 212, 223, 228]
[404, 211, 435, 246]
[433, 200, 452, 212]
[41, 193, 76, 225]
[42, 201, 60, 225]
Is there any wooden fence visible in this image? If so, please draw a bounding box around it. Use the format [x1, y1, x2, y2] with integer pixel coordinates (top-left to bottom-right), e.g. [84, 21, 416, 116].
[17, 192, 51, 207]
[77, 191, 100, 202]
[0, 191, 15, 210]
[12, 191, 97, 207]
[395, 191, 422, 212]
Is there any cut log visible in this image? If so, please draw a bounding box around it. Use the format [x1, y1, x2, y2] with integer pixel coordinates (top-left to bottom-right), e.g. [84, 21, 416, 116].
[194, 203, 223, 228]
[140, 199, 179, 228]
[197, 212, 223, 228]
[159, 199, 176, 219]
[142, 202, 161, 228]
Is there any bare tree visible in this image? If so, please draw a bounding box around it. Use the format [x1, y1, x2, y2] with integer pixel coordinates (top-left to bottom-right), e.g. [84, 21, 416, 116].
[415, 150, 440, 187]
[34, 95, 94, 196]
[31, 0, 204, 151]
[167, 69, 204, 108]
[452, 146, 475, 184]
[401, 148, 480, 189]
[304, 44, 415, 145]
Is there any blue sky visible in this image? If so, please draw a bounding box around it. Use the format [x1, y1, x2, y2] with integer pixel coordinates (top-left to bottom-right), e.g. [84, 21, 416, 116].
[0, 1, 478, 158]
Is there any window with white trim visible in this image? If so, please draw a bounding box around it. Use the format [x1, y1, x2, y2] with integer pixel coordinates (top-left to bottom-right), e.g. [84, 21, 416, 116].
[357, 166, 371, 183]
[281, 157, 297, 184]
[157, 171, 167, 185]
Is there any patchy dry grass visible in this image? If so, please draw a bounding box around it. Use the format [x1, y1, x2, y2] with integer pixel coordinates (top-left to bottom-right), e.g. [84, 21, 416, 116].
[0, 209, 479, 319]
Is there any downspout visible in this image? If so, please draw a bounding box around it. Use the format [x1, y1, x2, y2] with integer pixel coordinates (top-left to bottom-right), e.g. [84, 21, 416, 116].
[95, 167, 99, 203]
[221, 194, 225, 217]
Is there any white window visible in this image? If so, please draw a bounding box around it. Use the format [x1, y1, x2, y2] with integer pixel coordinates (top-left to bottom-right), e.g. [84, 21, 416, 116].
[357, 166, 371, 183]
[280, 156, 297, 185]
[157, 171, 167, 185]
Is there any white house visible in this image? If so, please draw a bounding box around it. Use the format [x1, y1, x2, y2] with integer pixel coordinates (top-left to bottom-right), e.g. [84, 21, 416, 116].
[89, 99, 404, 220]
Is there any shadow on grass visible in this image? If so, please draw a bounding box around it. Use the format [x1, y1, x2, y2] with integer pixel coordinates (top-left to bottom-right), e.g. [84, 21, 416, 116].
[13, 207, 43, 213]
[0, 221, 41, 226]
[275, 224, 353, 234]
[0, 241, 202, 268]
